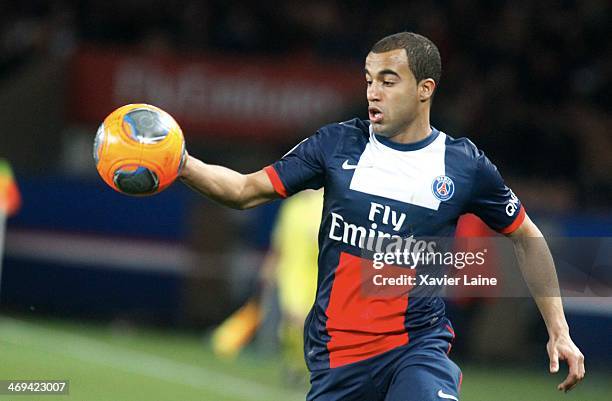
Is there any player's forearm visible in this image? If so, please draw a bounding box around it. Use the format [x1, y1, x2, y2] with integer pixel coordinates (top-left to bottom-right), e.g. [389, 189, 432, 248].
[179, 155, 274, 209]
[534, 296, 569, 338]
[515, 240, 569, 336]
[510, 217, 569, 337]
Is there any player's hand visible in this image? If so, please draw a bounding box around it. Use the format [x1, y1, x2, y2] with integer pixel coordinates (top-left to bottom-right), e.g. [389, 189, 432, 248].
[547, 333, 585, 392]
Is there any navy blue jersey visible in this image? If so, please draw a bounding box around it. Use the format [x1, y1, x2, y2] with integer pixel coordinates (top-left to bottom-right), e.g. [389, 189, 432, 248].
[264, 118, 525, 370]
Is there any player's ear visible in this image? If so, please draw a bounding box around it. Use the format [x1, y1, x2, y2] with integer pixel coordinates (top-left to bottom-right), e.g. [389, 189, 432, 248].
[418, 78, 436, 102]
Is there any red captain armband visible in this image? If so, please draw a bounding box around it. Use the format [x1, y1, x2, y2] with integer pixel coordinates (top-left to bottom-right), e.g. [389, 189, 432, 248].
[499, 205, 526, 235]
[264, 165, 287, 198]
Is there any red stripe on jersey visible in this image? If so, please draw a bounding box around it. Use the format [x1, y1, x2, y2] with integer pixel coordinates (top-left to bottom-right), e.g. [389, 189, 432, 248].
[263, 165, 287, 198]
[499, 205, 526, 234]
[325, 252, 410, 368]
[446, 324, 455, 338]
[446, 324, 455, 354]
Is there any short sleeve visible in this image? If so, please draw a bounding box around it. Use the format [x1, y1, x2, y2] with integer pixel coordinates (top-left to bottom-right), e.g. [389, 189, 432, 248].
[466, 151, 525, 234]
[264, 132, 326, 198]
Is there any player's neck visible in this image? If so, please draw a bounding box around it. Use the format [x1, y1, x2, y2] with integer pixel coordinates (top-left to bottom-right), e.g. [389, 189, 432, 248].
[388, 118, 431, 144]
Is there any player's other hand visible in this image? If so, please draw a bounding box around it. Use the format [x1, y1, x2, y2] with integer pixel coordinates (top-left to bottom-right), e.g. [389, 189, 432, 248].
[547, 333, 585, 392]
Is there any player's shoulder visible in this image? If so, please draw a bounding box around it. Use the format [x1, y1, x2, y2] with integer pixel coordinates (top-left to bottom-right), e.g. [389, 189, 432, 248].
[443, 131, 486, 164]
[442, 131, 503, 183]
[318, 118, 369, 139]
[309, 118, 369, 155]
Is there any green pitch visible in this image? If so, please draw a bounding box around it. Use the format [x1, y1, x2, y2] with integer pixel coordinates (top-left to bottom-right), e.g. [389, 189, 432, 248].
[0, 315, 609, 401]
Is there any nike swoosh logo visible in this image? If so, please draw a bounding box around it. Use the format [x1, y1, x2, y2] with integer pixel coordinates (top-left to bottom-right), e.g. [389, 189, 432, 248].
[342, 160, 359, 170]
[437, 389, 458, 401]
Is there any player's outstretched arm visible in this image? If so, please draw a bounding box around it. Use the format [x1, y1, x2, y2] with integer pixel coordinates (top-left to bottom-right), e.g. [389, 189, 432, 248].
[179, 154, 279, 209]
[508, 214, 585, 392]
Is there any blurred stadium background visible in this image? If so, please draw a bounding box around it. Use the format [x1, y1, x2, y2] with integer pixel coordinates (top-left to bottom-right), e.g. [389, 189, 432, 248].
[0, 1, 610, 400]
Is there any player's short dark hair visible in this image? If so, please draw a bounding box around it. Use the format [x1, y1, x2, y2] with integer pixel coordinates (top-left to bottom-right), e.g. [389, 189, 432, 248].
[370, 32, 441, 85]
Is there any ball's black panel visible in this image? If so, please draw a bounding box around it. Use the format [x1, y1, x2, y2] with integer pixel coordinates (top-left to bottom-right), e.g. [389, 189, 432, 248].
[123, 109, 169, 143]
[113, 166, 159, 195]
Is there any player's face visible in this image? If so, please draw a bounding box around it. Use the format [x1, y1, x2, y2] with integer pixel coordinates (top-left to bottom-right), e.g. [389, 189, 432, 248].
[365, 49, 420, 137]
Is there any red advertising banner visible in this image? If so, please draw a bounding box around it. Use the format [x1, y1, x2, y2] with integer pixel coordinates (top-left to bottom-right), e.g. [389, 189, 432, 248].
[69, 46, 363, 140]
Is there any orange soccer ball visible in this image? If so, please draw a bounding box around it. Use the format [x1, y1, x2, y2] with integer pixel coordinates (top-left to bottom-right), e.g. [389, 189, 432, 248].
[93, 104, 186, 196]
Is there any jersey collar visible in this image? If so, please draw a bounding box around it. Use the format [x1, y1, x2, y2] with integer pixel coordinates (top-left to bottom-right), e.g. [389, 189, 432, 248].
[369, 124, 440, 151]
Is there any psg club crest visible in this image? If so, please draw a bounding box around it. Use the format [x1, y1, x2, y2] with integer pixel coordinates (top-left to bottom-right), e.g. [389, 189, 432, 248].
[432, 175, 455, 201]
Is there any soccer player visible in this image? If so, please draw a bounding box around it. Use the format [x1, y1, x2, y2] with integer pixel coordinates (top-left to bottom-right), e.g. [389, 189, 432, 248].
[211, 189, 322, 373]
[268, 189, 323, 381]
[180, 32, 585, 400]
